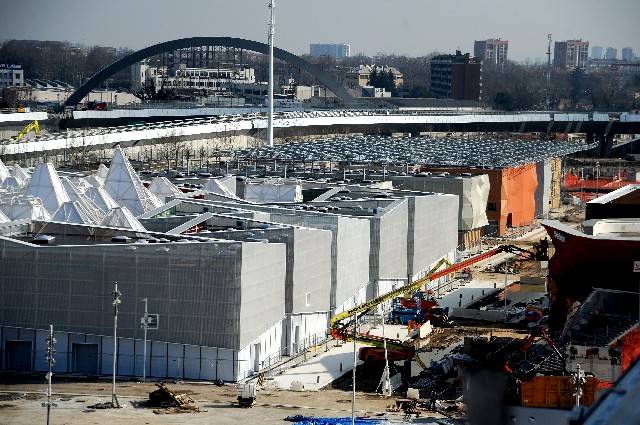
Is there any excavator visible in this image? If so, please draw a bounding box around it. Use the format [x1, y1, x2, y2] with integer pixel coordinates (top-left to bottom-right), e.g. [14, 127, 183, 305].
[14, 120, 40, 141]
[329, 242, 550, 365]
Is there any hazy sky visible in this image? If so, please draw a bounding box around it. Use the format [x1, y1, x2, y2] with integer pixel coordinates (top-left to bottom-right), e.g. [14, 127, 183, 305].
[1, 0, 639, 61]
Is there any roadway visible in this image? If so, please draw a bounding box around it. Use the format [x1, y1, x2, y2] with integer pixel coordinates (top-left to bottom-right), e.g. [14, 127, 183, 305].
[1, 109, 639, 157]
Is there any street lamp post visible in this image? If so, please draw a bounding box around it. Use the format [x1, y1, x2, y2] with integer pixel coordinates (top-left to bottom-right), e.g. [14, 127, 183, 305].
[112, 282, 122, 408]
[595, 161, 600, 195]
[141, 298, 148, 382]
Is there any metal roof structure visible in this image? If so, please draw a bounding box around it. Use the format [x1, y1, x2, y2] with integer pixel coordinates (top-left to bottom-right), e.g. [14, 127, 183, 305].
[235, 135, 596, 168]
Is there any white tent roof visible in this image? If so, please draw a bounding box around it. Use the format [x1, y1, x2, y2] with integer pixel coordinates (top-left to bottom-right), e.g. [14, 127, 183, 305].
[24, 163, 70, 213]
[148, 176, 183, 202]
[72, 177, 92, 193]
[60, 177, 105, 222]
[0, 158, 10, 183]
[10, 164, 30, 181]
[52, 201, 96, 225]
[1, 196, 52, 221]
[1, 175, 25, 190]
[96, 163, 109, 179]
[0, 208, 10, 223]
[203, 178, 238, 198]
[100, 206, 147, 232]
[84, 185, 119, 214]
[104, 146, 163, 216]
[84, 175, 104, 188]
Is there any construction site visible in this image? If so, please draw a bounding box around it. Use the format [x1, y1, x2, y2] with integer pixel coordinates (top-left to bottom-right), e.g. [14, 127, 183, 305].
[0, 118, 638, 425]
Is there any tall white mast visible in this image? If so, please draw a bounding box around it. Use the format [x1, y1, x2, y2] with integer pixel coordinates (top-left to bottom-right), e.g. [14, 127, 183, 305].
[267, 0, 275, 147]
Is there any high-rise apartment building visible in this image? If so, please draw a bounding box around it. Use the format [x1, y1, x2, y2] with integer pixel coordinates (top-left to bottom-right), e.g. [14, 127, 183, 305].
[430, 51, 482, 101]
[605, 47, 618, 60]
[554, 40, 589, 68]
[591, 46, 603, 60]
[621, 47, 634, 62]
[309, 43, 351, 60]
[474, 39, 509, 65]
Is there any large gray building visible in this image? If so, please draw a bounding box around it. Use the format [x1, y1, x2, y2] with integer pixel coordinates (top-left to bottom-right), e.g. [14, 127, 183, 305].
[0, 220, 286, 380]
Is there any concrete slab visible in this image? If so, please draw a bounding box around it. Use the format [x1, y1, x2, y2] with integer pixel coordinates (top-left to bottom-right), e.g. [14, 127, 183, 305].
[270, 342, 365, 391]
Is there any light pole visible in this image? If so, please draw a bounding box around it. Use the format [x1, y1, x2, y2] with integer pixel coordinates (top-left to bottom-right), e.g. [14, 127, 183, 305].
[352, 311, 357, 425]
[266, 0, 275, 147]
[595, 161, 600, 195]
[504, 257, 509, 310]
[141, 298, 148, 382]
[112, 282, 122, 408]
[44, 324, 56, 425]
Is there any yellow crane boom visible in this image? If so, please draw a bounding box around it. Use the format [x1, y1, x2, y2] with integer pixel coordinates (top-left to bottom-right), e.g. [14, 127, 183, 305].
[14, 120, 40, 141]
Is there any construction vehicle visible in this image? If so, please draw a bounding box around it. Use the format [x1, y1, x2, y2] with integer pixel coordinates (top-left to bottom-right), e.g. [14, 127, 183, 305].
[14, 120, 40, 141]
[330, 243, 549, 361]
[390, 291, 450, 326]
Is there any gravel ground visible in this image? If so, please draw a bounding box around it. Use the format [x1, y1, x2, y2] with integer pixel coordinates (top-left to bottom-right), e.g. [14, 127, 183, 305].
[0, 380, 438, 424]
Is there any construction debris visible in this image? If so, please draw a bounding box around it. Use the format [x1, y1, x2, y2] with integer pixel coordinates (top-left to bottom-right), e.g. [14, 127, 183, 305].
[148, 383, 199, 414]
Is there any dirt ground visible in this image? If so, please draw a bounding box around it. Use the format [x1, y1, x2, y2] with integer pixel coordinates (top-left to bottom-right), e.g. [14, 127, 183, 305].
[0, 380, 437, 424]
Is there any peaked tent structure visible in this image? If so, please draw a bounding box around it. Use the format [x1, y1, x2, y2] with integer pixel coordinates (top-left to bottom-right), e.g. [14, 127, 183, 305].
[104, 146, 163, 216]
[1, 175, 25, 191]
[96, 163, 109, 179]
[203, 178, 238, 199]
[52, 201, 96, 225]
[60, 177, 105, 222]
[85, 175, 104, 188]
[84, 186, 119, 214]
[148, 177, 183, 202]
[0, 159, 10, 183]
[0, 208, 10, 223]
[24, 163, 70, 214]
[9, 164, 30, 182]
[1, 197, 52, 221]
[100, 206, 147, 232]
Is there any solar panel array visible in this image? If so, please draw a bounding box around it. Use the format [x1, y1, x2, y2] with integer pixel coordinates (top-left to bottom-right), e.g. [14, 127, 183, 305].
[235, 135, 596, 167]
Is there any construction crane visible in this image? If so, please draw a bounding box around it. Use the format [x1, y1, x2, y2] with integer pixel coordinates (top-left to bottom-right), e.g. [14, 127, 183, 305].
[329, 242, 550, 350]
[14, 120, 40, 141]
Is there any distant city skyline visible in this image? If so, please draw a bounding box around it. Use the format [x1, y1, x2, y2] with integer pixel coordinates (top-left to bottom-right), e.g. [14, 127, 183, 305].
[0, 0, 639, 62]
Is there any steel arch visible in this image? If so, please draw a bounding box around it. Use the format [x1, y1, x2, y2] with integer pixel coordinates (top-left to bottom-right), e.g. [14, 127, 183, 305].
[64, 36, 357, 107]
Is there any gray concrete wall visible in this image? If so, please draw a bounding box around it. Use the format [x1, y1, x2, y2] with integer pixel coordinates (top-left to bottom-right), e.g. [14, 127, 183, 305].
[408, 194, 459, 278]
[239, 242, 286, 349]
[375, 200, 409, 281]
[291, 227, 332, 313]
[0, 237, 286, 351]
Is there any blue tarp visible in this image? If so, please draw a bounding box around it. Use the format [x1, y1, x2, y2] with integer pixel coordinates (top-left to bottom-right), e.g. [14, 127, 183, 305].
[288, 416, 386, 425]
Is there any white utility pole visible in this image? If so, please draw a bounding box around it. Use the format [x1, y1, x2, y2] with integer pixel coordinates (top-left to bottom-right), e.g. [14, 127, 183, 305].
[112, 282, 122, 408]
[141, 298, 148, 381]
[378, 311, 392, 397]
[352, 312, 357, 425]
[267, 0, 275, 147]
[504, 257, 509, 309]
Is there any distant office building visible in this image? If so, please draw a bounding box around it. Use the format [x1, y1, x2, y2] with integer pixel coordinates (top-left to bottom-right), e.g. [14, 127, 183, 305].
[621, 47, 633, 62]
[430, 51, 482, 101]
[474, 39, 509, 65]
[554, 40, 589, 68]
[0, 64, 24, 87]
[309, 43, 351, 60]
[605, 47, 618, 60]
[343, 65, 403, 89]
[591, 46, 603, 60]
